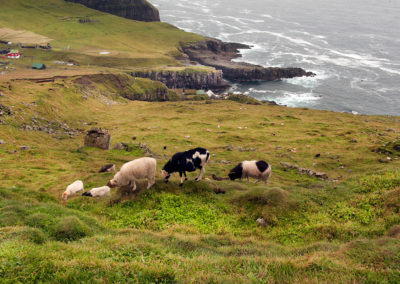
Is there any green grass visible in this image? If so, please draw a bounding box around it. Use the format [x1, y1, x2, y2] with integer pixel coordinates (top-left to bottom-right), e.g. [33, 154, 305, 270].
[0, 75, 399, 282]
[0, 0, 204, 70]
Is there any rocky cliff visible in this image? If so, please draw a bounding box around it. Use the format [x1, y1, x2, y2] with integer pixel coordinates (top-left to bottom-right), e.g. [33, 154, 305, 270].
[181, 38, 315, 82]
[130, 69, 230, 91]
[74, 74, 170, 101]
[65, 0, 160, 22]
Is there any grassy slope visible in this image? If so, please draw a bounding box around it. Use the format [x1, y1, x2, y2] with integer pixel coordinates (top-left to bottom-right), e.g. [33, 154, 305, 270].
[0, 0, 204, 70]
[0, 77, 400, 282]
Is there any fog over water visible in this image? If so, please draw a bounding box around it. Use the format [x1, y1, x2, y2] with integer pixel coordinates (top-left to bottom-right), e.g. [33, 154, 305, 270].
[152, 0, 400, 115]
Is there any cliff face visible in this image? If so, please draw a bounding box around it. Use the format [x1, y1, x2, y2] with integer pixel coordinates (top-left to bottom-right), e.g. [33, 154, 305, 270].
[65, 0, 160, 22]
[130, 70, 230, 91]
[181, 38, 315, 82]
[74, 74, 170, 101]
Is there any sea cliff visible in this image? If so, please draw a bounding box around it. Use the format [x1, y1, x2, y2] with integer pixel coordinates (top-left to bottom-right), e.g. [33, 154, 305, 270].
[65, 0, 160, 22]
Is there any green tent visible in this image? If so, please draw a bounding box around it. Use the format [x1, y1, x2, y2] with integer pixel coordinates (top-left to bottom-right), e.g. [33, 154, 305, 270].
[32, 63, 46, 70]
[196, 90, 206, 95]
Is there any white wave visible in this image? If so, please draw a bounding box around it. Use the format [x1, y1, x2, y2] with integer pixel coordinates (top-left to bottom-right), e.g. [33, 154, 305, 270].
[274, 92, 322, 107]
[283, 70, 331, 89]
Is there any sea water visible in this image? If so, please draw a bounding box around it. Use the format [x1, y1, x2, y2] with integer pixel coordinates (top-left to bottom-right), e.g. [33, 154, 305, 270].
[151, 0, 400, 115]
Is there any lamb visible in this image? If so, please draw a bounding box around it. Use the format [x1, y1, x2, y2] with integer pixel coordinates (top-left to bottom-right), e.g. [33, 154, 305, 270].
[107, 157, 156, 191]
[228, 160, 272, 185]
[162, 147, 210, 186]
[82, 186, 111, 197]
[62, 180, 84, 200]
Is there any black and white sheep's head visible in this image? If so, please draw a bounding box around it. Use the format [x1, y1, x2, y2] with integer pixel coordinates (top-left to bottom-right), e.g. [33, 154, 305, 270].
[161, 160, 172, 182]
[228, 163, 243, 181]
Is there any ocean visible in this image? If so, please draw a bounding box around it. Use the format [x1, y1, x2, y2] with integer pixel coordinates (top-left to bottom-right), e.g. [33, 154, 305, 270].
[151, 0, 400, 115]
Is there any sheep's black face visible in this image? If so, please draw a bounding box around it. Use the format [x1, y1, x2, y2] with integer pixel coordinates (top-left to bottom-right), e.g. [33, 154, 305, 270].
[229, 163, 243, 181]
[228, 171, 240, 180]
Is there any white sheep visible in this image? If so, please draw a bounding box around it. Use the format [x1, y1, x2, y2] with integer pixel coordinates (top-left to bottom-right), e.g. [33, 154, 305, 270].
[62, 180, 84, 200]
[228, 160, 272, 185]
[82, 186, 111, 197]
[107, 157, 156, 191]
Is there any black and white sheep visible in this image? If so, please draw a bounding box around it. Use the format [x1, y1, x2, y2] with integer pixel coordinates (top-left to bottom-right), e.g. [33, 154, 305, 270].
[82, 186, 111, 197]
[107, 157, 156, 191]
[62, 180, 84, 200]
[162, 147, 210, 186]
[228, 160, 272, 185]
[98, 164, 116, 173]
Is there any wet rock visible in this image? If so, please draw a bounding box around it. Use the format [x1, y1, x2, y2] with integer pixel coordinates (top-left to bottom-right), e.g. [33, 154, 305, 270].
[84, 128, 110, 150]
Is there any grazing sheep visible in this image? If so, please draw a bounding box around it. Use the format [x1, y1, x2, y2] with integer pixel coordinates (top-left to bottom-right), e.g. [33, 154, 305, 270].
[82, 186, 111, 197]
[228, 160, 272, 185]
[98, 164, 116, 173]
[62, 180, 84, 200]
[107, 157, 156, 191]
[161, 147, 210, 186]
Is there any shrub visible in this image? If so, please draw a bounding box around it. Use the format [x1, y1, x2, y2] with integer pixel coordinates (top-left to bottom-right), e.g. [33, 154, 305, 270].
[228, 94, 262, 105]
[358, 171, 400, 193]
[51, 216, 91, 242]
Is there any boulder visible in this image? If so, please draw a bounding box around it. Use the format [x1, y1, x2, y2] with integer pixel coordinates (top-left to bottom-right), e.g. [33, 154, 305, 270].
[84, 128, 110, 150]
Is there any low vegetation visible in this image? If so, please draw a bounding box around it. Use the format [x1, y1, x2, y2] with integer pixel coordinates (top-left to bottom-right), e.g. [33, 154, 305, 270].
[0, 75, 399, 282]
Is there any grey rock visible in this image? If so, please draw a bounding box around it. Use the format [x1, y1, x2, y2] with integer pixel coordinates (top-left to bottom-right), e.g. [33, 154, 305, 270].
[20, 146, 30, 150]
[84, 128, 111, 150]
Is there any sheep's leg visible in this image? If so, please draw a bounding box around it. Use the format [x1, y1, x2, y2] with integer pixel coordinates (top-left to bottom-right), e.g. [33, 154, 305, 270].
[179, 172, 184, 187]
[147, 177, 155, 189]
[131, 180, 137, 191]
[195, 166, 204, 181]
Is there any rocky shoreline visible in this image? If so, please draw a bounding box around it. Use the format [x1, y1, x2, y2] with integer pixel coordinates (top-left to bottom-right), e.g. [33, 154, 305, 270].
[180, 38, 315, 83]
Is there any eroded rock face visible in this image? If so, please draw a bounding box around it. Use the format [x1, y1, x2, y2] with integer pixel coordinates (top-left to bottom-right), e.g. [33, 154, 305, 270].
[130, 70, 230, 92]
[181, 38, 315, 82]
[84, 128, 111, 150]
[65, 0, 160, 22]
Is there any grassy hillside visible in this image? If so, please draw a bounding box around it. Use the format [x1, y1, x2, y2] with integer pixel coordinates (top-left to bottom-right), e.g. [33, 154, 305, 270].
[0, 0, 204, 71]
[0, 76, 399, 282]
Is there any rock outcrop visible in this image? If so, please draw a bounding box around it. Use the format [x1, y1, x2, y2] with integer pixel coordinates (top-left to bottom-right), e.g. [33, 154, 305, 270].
[84, 128, 111, 150]
[74, 74, 170, 102]
[181, 38, 315, 82]
[65, 0, 160, 22]
[130, 69, 230, 92]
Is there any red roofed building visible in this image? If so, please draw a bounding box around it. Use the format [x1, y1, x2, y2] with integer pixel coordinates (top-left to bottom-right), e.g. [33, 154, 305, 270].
[7, 50, 20, 59]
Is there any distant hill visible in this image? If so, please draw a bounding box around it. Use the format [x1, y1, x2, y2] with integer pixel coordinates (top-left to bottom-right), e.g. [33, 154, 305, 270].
[65, 0, 160, 22]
